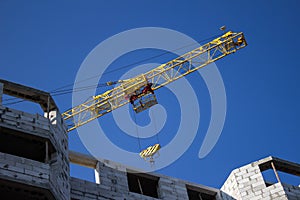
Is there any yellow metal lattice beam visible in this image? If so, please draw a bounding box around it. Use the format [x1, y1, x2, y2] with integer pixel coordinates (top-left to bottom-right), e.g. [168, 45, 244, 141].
[62, 31, 247, 132]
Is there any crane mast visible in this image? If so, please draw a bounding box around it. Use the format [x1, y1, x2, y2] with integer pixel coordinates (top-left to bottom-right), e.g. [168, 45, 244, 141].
[62, 31, 247, 132]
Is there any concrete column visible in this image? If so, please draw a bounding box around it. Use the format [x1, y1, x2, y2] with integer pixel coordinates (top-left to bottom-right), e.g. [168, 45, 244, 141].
[158, 177, 189, 200]
[94, 161, 100, 184]
[44, 110, 61, 125]
[96, 161, 129, 193]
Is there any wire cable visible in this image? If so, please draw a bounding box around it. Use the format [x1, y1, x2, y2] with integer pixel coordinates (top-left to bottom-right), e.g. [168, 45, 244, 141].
[49, 33, 223, 94]
[2, 99, 25, 106]
[150, 109, 160, 145]
[133, 111, 142, 152]
[2, 33, 223, 106]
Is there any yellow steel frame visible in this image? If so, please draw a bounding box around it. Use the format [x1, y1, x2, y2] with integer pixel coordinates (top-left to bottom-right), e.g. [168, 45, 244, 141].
[140, 144, 161, 158]
[139, 143, 161, 162]
[62, 31, 247, 132]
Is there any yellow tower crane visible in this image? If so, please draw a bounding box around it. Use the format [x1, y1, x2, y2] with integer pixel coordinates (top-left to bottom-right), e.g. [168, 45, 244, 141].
[62, 30, 247, 161]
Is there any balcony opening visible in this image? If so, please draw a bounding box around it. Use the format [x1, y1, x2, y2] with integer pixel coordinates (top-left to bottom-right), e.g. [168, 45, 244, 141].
[0, 127, 55, 163]
[186, 185, 216, 200]
[1, 94, 44, 117]
[0, 178, 55, 200]
[127, 172, 159, 198]
[259, 159, 300, 187]
[70, 163, 96, 183]
[260, 168, 278, 187]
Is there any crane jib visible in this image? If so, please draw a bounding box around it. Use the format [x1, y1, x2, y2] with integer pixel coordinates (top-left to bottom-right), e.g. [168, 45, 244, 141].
[62, 31, 247, 132]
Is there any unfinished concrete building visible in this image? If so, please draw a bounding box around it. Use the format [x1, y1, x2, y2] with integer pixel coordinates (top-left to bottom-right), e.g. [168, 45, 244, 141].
[0, 79, 299, 200]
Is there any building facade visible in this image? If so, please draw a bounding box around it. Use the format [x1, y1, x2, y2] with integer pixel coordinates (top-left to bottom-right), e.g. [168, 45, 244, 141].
[0, 79, 299, 200]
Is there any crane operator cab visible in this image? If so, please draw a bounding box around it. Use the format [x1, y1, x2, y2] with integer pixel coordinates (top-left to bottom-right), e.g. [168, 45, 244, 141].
[128, 83, 158, 113]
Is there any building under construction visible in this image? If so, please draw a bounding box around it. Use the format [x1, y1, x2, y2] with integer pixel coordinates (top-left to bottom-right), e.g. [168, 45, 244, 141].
[0, 79, 299, 200]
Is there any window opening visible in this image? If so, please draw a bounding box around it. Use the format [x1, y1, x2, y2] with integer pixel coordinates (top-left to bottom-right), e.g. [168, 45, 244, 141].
[127, 172, 159, 198]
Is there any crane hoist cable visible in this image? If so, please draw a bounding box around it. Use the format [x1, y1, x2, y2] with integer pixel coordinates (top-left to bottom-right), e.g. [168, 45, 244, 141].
[133, 112, 142, 152]
[151, 109, 160, 145]
[2, 33, 224, 106]
[48, 33, 224, 95]
[134, 108, 161, 163]
[138, 109, 161, 164]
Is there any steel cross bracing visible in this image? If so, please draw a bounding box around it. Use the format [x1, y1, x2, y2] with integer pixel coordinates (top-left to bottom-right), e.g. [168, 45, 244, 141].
[62, 31, 247, 131]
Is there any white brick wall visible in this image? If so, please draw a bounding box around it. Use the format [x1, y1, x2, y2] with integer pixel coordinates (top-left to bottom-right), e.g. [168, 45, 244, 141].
[221, 157, 295, 200]
[74, 161, 219, 200]
[0, 153, 50, 188]
[0, 106, 70, 200]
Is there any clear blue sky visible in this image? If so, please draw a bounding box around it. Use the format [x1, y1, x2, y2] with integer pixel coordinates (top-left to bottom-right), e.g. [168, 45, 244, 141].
[0, 1, 299, 188]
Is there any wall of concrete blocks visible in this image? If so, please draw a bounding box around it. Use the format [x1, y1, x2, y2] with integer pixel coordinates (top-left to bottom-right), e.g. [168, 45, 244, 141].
[219, 172, 239, 200]
[158, 177, 190, 200]
[0, 105, 70, 200]
[47, 110, 70, 200]
[1, 81, 300, 200]
[0, 152, 50, 187]
[71, 177, 128, 200]
[96, 161, 129, 196]
[282, 183, 300, 200]
[69, 160, 220, 200]
[221, 157, 300, 200]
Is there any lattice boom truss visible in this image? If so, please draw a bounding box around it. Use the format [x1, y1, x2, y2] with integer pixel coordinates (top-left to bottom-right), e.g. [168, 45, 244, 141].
[62, 31, 247, 131]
